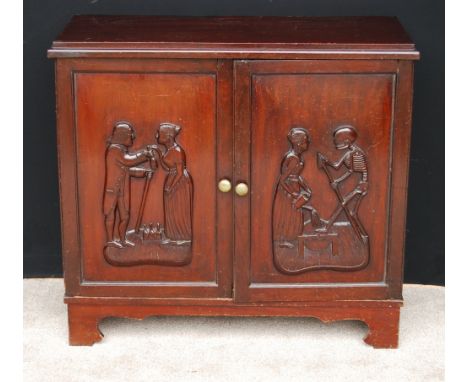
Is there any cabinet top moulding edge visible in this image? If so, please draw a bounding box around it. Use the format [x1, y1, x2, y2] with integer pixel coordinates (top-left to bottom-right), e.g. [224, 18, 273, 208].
[47, 15, 420, 60]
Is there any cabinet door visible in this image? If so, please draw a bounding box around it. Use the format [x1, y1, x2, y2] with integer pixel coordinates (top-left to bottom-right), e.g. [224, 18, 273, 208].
[56, 59, 233, 298]
[234, 60, 413, 302]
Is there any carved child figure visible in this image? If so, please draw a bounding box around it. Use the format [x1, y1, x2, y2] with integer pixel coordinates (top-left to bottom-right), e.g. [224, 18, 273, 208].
[103, 121, 153, 248]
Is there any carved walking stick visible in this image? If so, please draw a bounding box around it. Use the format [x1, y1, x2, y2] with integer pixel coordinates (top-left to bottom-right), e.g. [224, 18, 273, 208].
[318, 153, 368, 244]
[135, 170, 153, 234]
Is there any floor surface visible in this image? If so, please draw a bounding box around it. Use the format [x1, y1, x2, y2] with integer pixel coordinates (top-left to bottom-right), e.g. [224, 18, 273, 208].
[23, 280, 444, 382]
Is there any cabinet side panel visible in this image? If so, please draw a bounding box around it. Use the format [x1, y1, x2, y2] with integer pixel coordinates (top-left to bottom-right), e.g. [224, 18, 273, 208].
[55, 59, 81, 295]
[386, 61, 415, 298]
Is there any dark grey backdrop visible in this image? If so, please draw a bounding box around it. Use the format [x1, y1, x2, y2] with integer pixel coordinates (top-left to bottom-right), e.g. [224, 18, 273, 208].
[24, 0, 444, 284]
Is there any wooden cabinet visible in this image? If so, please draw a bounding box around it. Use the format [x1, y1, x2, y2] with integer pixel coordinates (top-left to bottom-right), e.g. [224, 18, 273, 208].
[48, 16, 419, 348]
[55, 58, 233, 299]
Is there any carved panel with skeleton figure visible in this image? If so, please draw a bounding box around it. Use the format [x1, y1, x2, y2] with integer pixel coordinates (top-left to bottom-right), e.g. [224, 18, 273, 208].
[273, 125, 370, 274]
[234, 60, 397, 302]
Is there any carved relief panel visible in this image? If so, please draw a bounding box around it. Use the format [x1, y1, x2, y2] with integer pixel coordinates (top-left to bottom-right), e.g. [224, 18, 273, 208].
[71, 59, 233, 296]
[272, 125, 369, 274]
[234, 60, 396, 301]
[103, 121, 193, 267]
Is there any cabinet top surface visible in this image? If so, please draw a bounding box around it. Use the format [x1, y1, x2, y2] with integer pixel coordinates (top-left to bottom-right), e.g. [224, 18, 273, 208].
[49, 15, 419, 59]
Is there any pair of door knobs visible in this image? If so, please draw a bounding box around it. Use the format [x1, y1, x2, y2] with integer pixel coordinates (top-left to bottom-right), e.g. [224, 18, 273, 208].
[218, 179, 248, 196]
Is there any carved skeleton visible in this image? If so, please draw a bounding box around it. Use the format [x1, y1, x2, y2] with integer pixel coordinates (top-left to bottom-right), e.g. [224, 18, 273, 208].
[318, 125, 369, 240]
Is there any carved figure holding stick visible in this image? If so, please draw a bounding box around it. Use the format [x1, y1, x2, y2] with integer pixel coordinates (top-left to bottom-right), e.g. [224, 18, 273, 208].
[103, 121, 153, 248]
[317, 125, 368, 242]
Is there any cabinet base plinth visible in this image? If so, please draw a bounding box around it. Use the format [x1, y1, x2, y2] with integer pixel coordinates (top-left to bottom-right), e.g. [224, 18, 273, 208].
[66, 298, 401, 348]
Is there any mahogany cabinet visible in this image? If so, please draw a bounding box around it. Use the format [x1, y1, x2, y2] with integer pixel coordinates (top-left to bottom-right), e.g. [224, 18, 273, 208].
[48, 16, 419, 348]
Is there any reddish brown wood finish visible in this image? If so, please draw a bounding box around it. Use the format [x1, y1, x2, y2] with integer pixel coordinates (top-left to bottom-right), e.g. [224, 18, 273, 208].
[233, 60, 408, 303]
[53, 16, 413, 48]
[67, 299, 401, 348]
[55, 58, 233, 299]
[50, 16, 418, 348]
[48, 16, 418, 60]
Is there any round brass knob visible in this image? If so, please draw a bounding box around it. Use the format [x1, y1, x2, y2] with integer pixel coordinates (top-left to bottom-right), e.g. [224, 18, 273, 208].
[235, 182, 249, 196]
[218, 179, 232, 193]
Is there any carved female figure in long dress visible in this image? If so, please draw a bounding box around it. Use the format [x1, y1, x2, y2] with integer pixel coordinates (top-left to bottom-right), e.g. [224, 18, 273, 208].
[273, 127, 322, 248]
[152, 123, 193, 244]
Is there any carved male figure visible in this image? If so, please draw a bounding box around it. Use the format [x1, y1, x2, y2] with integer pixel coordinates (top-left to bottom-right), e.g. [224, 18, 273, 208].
[317, 125, 368, 232]
[103, 121, 153, 248]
